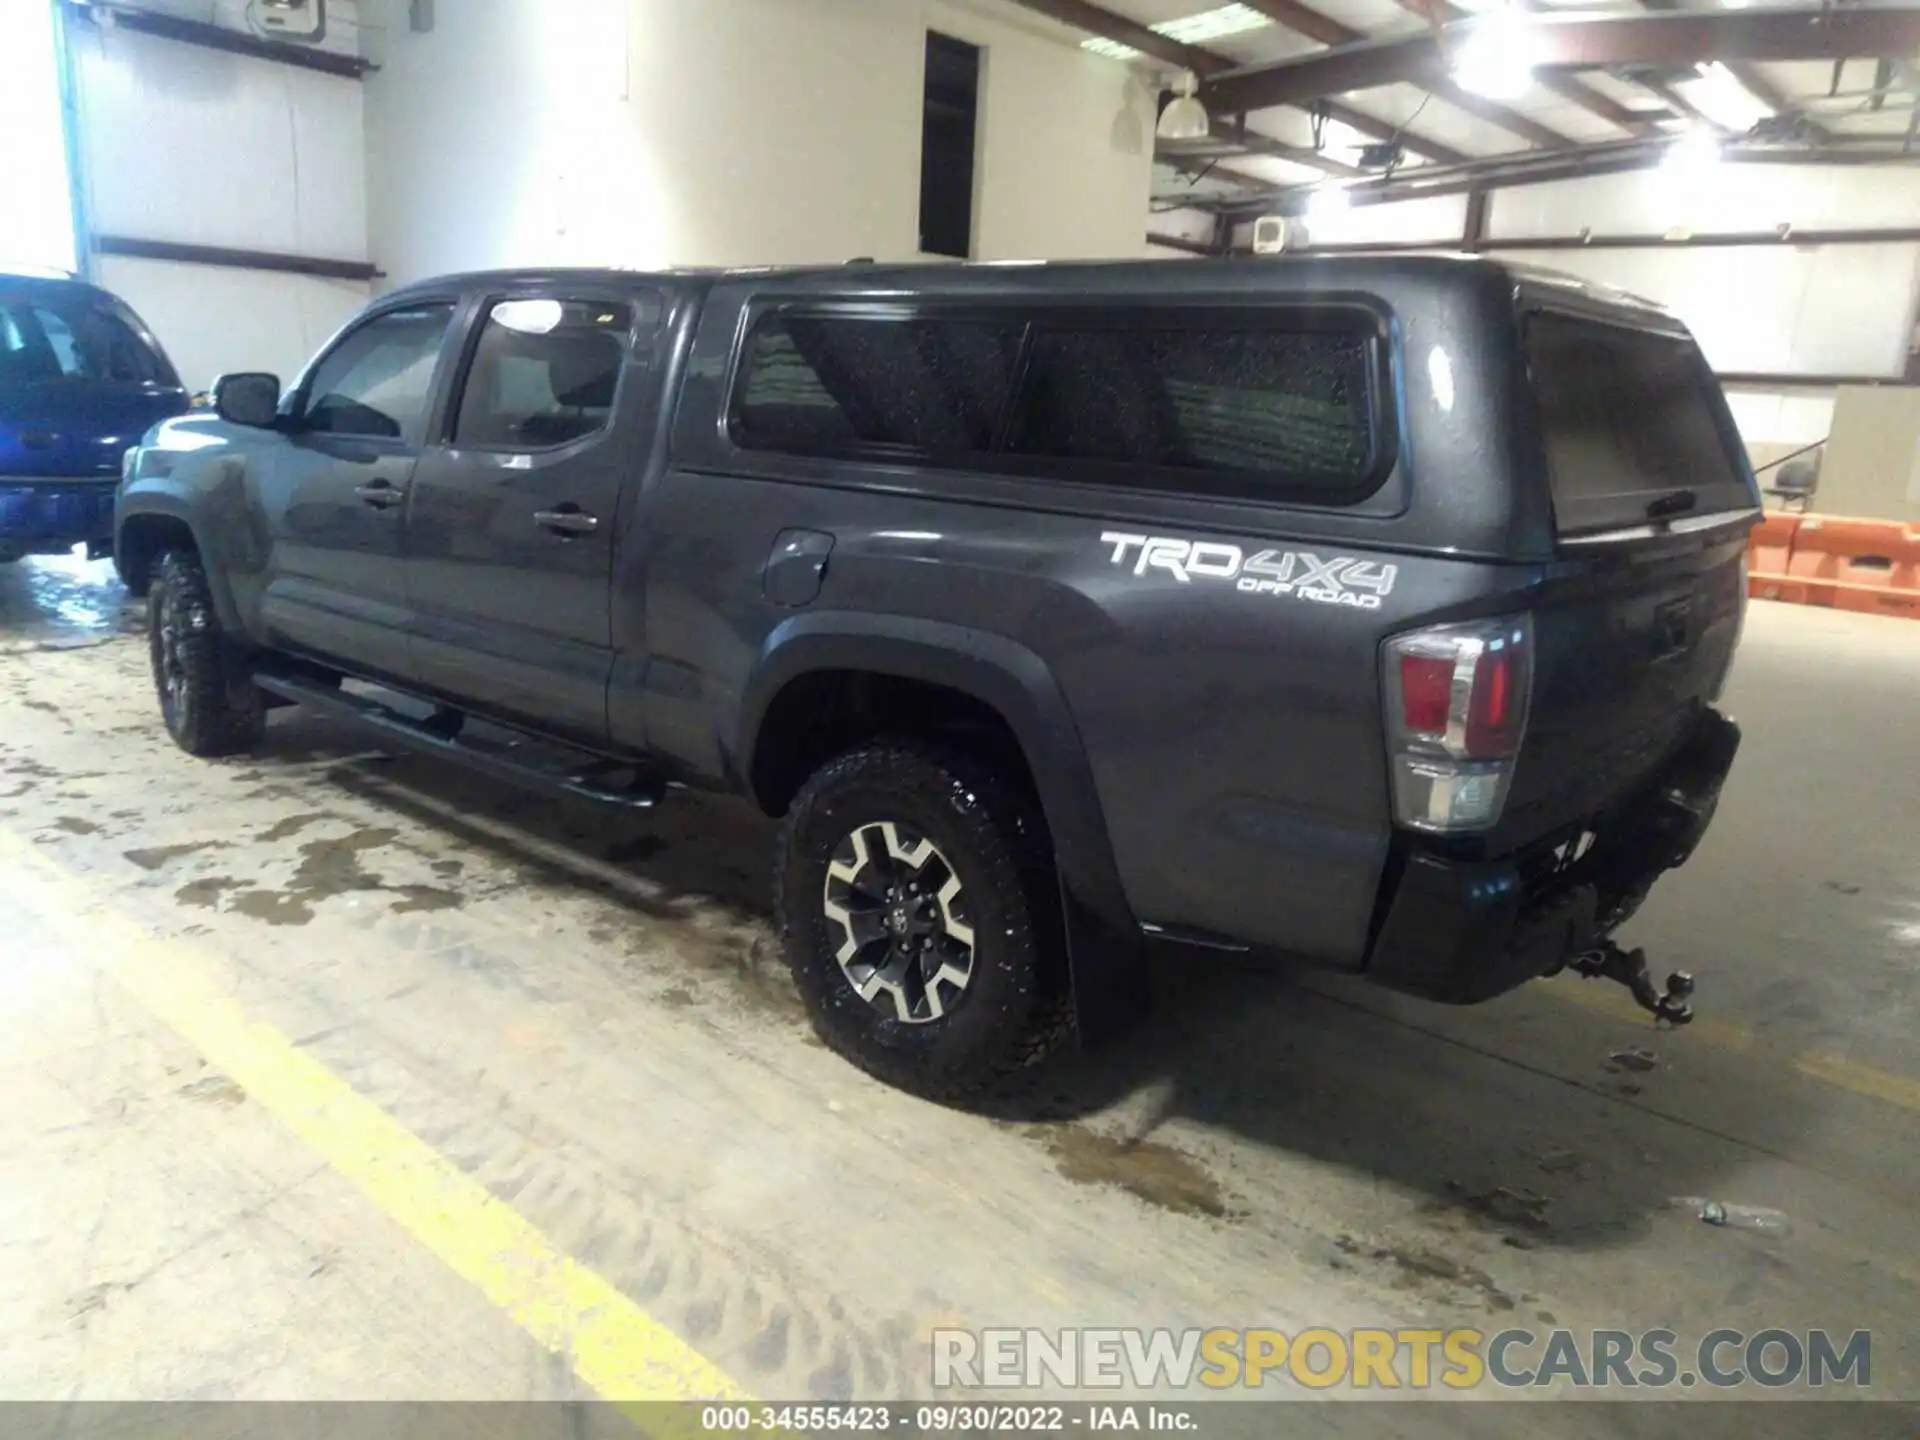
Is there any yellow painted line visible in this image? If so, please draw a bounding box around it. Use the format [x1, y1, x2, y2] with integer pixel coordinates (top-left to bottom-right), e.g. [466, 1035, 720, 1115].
[0, 831, 746, 1409]
[1793, 1050, 1920, 1115]
[1541, 974, 1920, 1116]
[1543, 974, 1754, 1053]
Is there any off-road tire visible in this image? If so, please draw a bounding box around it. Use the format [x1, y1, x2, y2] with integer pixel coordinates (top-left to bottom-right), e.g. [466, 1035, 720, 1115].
[149, 549, 266, 757]
[776, 740, 1072, 1100]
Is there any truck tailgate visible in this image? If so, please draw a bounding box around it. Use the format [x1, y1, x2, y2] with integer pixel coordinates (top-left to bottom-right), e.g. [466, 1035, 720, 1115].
[1500, 531, 1746, 847]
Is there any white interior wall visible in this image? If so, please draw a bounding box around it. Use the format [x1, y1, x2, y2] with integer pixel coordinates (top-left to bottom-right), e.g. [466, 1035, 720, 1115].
[67, 4, 371, 389]
[361, 0, 1155, 286]
[1296, 193, 1468, 249]
[1226, 164, 1920, 459]
[1488, 165, 1920, 460]
[91, 255, 370, 395]
[1494, 244, 1920, 379]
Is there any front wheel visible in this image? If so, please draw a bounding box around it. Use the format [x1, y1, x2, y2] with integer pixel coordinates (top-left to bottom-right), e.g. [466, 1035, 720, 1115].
[775, 741, 1070, 1099]
[149, 549, 266, 757]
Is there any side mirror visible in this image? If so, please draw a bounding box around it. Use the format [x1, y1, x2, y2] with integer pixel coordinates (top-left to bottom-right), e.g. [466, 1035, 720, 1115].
[212, 372, 282, 429]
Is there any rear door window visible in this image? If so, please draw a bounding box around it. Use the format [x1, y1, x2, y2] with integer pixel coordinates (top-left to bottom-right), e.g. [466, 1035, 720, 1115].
[1525, 311, 1752, 535]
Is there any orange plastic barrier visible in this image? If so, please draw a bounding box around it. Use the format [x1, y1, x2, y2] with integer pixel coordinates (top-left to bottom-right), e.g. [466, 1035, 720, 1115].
[1746, 513, 1803, 603]
[1784, 517, 1920, 619]
[1833, 524, 1920, 621]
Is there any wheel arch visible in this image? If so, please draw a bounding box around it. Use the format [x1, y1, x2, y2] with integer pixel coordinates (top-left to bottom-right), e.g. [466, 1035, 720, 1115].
[738, 613, 1148, 1040]
[115, 496, 243, 635]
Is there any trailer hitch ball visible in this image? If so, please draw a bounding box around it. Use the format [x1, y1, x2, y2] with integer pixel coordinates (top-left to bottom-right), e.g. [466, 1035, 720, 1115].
[1573, 942, 1695, 1027]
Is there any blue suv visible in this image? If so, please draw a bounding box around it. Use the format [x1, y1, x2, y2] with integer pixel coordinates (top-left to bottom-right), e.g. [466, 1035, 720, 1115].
[1, 271, 189, 563]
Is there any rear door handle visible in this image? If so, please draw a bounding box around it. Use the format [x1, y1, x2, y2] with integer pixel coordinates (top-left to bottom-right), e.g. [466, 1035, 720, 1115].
[355, 481, 405, 509]
[534, 506, 599, 536]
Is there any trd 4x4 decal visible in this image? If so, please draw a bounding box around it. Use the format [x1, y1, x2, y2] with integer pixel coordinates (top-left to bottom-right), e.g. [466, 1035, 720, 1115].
[1100, 532, 1398, 611]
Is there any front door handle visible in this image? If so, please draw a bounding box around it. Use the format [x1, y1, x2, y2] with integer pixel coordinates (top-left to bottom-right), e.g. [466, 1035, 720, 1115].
[534, 506, 599, 537]
[355, 480, 405, 509]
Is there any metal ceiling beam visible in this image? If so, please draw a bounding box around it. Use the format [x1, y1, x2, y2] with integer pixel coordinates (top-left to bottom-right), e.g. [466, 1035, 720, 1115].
[1157, 130, 1364, 179]
[1201, 5, 1920, 115]
[1392, 0, 1663, 137]
[1010, 0, 1215, 73]
[1309, 99, 1466, 164]
[1634, 0, 1831, 143]
[1206, 120, 1365, 177]
[1191, 0, 1574, 149]
[1631, 72, 1729, 132]
[1722, 61, 1794, 114]
[1154, 155, 1280, 193]
[1199, 136, 1920, 213]
[1005, 0, 1467, 164]
[1239, 0, 1576, 147]
[1146, 231, 1222, 256]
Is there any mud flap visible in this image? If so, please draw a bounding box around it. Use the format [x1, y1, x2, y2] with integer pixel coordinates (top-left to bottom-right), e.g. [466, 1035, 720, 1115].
[1060, 880, 1151, 1045]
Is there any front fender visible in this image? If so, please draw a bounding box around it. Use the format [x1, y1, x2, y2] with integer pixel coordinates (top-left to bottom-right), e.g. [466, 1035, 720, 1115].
[738, 612, 1148, 1040]
[115, 460, 253, 637]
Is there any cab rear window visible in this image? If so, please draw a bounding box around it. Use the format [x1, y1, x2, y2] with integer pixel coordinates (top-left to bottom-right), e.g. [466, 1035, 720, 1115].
[1526, 311, 1751, 536]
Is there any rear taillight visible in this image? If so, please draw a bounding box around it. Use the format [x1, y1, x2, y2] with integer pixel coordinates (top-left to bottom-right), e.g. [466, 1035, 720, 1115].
[1382, 614, 1534, 832]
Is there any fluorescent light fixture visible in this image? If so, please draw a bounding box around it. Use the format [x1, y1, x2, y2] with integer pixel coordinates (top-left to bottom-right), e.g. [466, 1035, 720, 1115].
[1081, 4, 1272, 62]
[1156, 71, 1210, 141]
[1676, 61, 1773, 132]
[1453, 10, 1539, 102]
[1161, 3, 1273, 45]
[1662, 126, 1723, 178]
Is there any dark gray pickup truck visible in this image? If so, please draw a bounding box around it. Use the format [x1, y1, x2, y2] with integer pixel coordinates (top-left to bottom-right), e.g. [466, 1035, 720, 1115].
[115, 257, 1755, 1096]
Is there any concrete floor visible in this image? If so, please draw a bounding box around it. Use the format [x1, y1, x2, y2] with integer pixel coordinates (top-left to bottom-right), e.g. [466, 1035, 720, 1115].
[1, 552, 1916, 1434]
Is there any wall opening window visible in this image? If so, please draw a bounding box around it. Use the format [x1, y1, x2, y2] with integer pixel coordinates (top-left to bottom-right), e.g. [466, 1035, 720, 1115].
[0, 0, 77, 270]
[919, 32, 981, 260]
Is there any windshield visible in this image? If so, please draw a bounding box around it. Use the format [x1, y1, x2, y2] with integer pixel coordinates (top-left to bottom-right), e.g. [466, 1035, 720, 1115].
[1525, 310, 1753, 537]
[0, 290, 175, 388]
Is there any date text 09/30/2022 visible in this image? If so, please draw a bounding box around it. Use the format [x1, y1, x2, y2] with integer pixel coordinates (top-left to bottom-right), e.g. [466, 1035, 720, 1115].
[700, 1404, 1196, 1432]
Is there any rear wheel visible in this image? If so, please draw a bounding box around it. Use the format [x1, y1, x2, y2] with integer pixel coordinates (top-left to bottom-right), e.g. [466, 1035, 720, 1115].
[776, 741, 1070, 1099]
[148, 549, 265, 757]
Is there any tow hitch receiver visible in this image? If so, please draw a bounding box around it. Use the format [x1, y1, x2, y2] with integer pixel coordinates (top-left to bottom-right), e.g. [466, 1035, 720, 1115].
[1573, 940, 1695, 1026]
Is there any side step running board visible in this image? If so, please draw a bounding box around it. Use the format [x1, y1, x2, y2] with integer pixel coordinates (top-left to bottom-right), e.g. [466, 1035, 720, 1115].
[253, 672, 663, 810]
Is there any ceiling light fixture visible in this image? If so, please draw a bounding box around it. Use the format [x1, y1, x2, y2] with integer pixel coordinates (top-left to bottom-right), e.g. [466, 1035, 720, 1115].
[1306, 183, 1352, 222]
[1157, 71, 1211, 142]
[1453, 10, 1539, 102]
[1081, 4, 1273, 62]
[1662, 125, 1724, 178]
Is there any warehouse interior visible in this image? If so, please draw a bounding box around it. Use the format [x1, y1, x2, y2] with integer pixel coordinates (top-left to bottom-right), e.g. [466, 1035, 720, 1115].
[2, 0, 1919, 1431]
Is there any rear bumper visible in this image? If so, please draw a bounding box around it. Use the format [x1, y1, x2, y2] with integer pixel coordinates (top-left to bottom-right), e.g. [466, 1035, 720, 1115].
[0, 479, 118, 554]
[1364, 707, 1740, 1004]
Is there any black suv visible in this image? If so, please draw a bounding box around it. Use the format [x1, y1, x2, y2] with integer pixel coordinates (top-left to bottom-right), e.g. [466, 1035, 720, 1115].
[115, 258, 1755, 1096]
